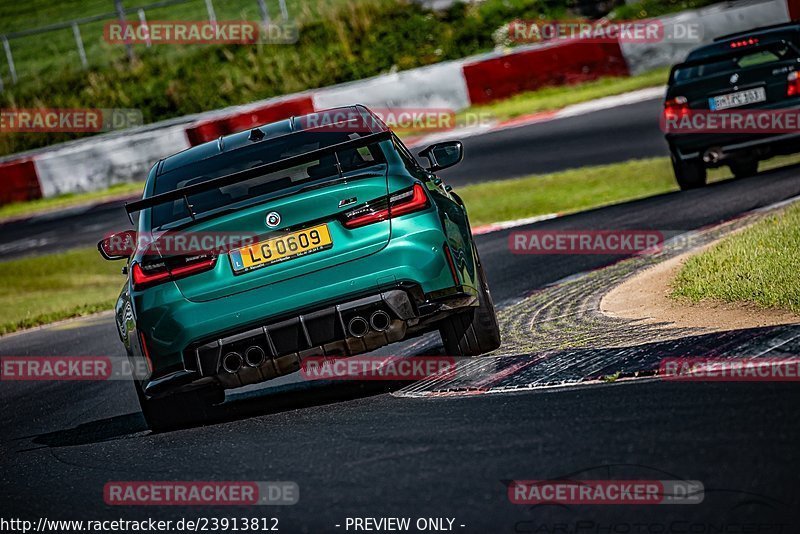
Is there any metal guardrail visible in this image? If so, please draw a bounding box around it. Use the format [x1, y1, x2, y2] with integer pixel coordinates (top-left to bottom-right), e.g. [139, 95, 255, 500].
[0, 0, 289, 91]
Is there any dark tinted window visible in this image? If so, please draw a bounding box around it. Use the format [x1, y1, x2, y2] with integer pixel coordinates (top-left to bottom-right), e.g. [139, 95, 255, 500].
[673, 44, 798, 82]
[151, 131, 386, 228]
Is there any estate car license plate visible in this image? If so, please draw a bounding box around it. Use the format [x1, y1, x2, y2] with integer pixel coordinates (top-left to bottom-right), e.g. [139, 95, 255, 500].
[229, 224, 333, 273]
[709, 87, 766, 111]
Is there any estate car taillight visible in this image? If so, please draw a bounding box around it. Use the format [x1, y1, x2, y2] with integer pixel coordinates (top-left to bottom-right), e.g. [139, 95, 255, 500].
[342, 183, 430, 229]
[787, 72, 800, 97]
[663, 96, 690, 121]
[729, 37, 758, 49]
[132, 253, 217, 290]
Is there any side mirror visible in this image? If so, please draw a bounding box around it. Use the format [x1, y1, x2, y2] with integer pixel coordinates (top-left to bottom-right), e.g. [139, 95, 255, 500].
[98, 230, 137, 260]
[419, 141, 463, 172]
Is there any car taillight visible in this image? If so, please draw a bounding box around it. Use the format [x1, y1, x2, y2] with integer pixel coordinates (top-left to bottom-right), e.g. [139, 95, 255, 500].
[132, 254, 217, 290]
[342, 183, 430, 229]
[787, 72, 800, 97]
[729, 37, 758, 49]
[663, 96, 689, 120]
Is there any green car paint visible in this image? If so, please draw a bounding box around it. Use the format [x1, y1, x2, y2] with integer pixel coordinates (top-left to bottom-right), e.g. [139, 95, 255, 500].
[100, 106, 500, 430]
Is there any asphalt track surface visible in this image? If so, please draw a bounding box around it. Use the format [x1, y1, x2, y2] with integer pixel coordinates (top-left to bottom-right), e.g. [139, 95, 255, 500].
[3, 97, 800, 531]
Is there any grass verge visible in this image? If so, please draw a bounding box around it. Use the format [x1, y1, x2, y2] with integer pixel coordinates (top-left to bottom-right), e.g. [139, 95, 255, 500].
[671, 202, 800, 313]
[460, 157, 676, 225]
[0, 248, 123, 335]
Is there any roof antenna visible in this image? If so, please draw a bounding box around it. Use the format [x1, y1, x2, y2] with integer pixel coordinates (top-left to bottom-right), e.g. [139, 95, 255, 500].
[182, 195, 196, 221]
[248, 128, 265, 141]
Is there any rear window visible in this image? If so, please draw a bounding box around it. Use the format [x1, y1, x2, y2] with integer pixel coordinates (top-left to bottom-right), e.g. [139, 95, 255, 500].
[672, 43, 798, 82]
[151, 131, 387, 229]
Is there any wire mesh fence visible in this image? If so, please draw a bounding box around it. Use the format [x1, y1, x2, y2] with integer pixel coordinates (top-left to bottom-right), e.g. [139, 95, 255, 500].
[0, 0, 292, 90]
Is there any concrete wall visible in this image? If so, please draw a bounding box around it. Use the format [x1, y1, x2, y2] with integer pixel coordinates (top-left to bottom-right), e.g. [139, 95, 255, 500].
[312, 59, 471, 112]
[34, 125, 189, 197]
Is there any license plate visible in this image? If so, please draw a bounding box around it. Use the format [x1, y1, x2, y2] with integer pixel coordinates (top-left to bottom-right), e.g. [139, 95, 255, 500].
[709, 87, 766, 111]
[229, 224, 333, 273]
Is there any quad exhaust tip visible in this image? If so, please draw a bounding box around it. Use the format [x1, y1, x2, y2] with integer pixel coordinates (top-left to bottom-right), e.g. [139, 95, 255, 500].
[370, 310, 391, 332]
[347, 316, 370, 338]
[222, 352, 244, 373]
[244, 346, 266, 368]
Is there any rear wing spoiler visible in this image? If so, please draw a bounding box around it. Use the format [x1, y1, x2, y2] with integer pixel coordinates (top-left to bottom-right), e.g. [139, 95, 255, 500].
[125, 129, 392, 217]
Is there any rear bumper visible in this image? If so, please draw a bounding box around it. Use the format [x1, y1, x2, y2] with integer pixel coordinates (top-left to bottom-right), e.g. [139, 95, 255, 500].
[143, 286, 475, 398]
[665, 101, 800, 162]
[132, 218, 478, 396]
[669, 131, 800, 162]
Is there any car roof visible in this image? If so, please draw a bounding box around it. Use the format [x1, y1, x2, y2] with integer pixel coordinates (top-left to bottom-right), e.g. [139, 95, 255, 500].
[685, 22, 800, 63]
[158, 104, 388, 177]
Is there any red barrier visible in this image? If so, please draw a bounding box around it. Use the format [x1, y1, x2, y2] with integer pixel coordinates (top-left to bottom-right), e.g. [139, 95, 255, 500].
[463, 40, 629, 105]
[185, 96, 315, 146]
[789, 0, 800, 20]
[0, 158, 42, 205]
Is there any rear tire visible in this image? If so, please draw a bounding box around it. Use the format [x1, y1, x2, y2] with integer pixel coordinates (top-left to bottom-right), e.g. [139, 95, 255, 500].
[729, 158, 758, 179]
[439, 259, 501, 357]
[135, 381, 223, 432]
[671, 152, 707, 190]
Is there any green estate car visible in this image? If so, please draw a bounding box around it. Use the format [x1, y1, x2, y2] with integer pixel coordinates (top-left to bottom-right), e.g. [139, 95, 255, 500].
[664, 22, 800, 190]
[98, 105, 501, 431]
